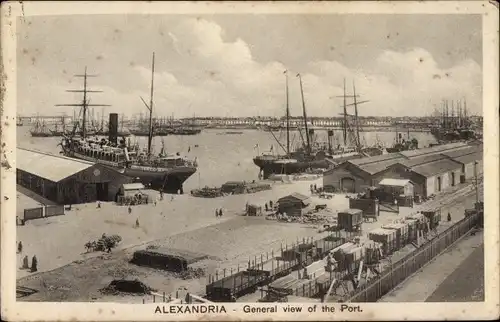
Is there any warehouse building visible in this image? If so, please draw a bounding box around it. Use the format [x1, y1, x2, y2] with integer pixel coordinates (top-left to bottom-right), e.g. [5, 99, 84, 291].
[16, 148, 134, 205]
[277, 193, 312, 216]
[323, 143, 483, 197]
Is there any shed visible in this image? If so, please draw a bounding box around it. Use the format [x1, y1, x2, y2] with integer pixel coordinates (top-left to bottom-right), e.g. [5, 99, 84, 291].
[278, 193, 312, 216]
[131, 247, 207, 272]
[16, 148, 133, 205]
[378, 178, 414, 197]
[120, 183, 146, 197]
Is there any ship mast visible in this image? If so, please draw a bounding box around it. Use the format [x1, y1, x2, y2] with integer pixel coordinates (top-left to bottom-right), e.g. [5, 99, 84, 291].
[139, 52, 156, 156]
[56, 67, 110, 139]
[285, 70, 290, 157]
[296, 73, 310, 154]
[343, 79, 347, 146]
[352, 81, 361, 149]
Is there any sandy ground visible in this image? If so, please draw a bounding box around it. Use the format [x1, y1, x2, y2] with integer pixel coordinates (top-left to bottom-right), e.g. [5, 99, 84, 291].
[16, 179, 322, 279]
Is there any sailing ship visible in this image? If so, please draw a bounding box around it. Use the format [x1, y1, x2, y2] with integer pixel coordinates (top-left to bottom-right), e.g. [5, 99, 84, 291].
[253, 72, 382, 179]
[430, 99, 477, 143]
[58, 53, 197, 194]
[30, 118, 52, 137]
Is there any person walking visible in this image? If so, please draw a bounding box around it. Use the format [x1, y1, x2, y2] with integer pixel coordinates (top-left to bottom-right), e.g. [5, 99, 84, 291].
[22, 255, 29, 269]
[447, 212, 452, 222]
[128, 206, 132, 214]
[17, 241, 23, 254]
[219, 208, 223, 217]
[215, 208, 219, 218]
[31, 255, 38, 272]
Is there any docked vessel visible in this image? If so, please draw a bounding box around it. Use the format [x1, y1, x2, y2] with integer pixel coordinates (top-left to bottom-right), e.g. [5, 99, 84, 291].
[253, 72, 383, 179]
[57, 53, 197, 194]
[430, 99, 477, 143]
[385, 130, 419, 153]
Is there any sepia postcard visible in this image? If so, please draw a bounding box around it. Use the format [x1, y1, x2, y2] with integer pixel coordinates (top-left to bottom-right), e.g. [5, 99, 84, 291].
[1, 1, 499, 321]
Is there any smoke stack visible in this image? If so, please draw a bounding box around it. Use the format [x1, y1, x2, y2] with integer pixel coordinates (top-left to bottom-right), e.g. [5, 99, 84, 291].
[108, 113, 118, 144]
[327, 130, 334, 154]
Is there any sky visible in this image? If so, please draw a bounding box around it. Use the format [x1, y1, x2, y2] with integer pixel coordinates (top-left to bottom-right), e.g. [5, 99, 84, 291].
[16, 14, 483, 118]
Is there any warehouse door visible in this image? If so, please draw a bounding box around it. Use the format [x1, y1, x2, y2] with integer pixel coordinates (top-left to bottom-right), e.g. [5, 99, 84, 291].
[96, 182, 109, 201]
[341, 177, 355, 193]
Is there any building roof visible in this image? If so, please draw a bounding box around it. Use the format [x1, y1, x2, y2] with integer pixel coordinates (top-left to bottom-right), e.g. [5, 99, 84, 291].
[356, 157, 408, 174]
[16, 148, 94, 182]
[398, 154, 447, 168]
[280, 192, 310, 201]
[410, 158, 462, 177]
[452, 152, 483, 165]
[379, 178, 412, 187]
[122, 183, 145, 190]
[440, 145, 482, 159]
[399, 142, 468, 158]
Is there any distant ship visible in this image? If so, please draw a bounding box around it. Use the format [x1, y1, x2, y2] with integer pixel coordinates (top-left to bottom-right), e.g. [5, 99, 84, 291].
[385, 131, 419, 153]
[253, 72, 383, 179]
[58, 53, 197, 194]
[30, 119, 52, 137]
[430, 99, 477, 143]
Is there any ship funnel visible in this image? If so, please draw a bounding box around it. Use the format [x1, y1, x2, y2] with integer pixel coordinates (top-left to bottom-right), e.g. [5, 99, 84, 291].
[327, 130, 334, 154]
[308, 129, 315, 136]
[327, 130, 334, 137]
[109, 113, 118, 144]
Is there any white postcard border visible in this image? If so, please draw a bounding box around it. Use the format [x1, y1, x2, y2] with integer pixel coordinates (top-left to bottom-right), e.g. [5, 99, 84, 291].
[1, 1, 498, 321]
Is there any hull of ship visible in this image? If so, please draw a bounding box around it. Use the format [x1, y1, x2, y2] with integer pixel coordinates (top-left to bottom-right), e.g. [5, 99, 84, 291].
[62, 151, 196, 194]
[30, 132, 53, 137]
[253, 152, 365, 179]
[122, 166, 197, 194]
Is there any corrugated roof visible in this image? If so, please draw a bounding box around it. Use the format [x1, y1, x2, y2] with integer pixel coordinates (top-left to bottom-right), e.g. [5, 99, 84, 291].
[440, 145, 482, 159]
[410, 159, 462, 177]
[349, 152, 406, 166]
[357, 157, 408, 174]
[398, 154, 447, 168]
[288, 192, 310, 201]
[379, 178, 411, 187]
[16, 148, 94, 182]
[451, 151, 483, 165]
[399, 142, 468, 158]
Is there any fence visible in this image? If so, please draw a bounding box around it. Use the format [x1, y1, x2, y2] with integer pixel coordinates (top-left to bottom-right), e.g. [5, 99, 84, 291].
[20, 205, 65, 224]
[23, 207, 43, 221]
[344, 212, 478, 302]
[45, 205, 65, 218]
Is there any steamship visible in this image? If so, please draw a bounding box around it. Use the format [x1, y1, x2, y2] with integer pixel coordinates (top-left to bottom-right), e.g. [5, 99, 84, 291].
[254, 73, 383, 179]
[58, 55, 197, 194]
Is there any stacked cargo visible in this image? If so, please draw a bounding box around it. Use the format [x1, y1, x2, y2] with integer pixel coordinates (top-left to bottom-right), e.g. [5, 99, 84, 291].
[381, 222, 409, 250]
[406, 213, 430, 235]
[337, 209, 363, 232]
[364, 242, 383, 265]
[368, 228, 397, 256]
[343, 244, 365, 273]
[404, 218, 419, 243]
[421, 210, 442, 230]
[331, 242, 364, 273]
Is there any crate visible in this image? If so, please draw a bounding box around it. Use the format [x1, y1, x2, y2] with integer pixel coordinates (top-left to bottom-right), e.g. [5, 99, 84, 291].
[337, 209, 363, 232]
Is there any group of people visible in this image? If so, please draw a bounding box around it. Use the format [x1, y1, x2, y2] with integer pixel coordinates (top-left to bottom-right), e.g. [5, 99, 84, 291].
[17, 241, 38, 272]
[215, 208, 224, 218]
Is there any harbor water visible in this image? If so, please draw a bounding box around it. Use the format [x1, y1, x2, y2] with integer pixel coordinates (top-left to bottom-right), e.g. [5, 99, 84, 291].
[17, 127, 437, 192]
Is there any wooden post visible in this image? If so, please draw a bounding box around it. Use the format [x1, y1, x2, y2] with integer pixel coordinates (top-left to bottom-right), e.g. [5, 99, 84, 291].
[153, 295, 156, 303]
[223, 268, 226, 277]
[163, 292, 165, 302]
